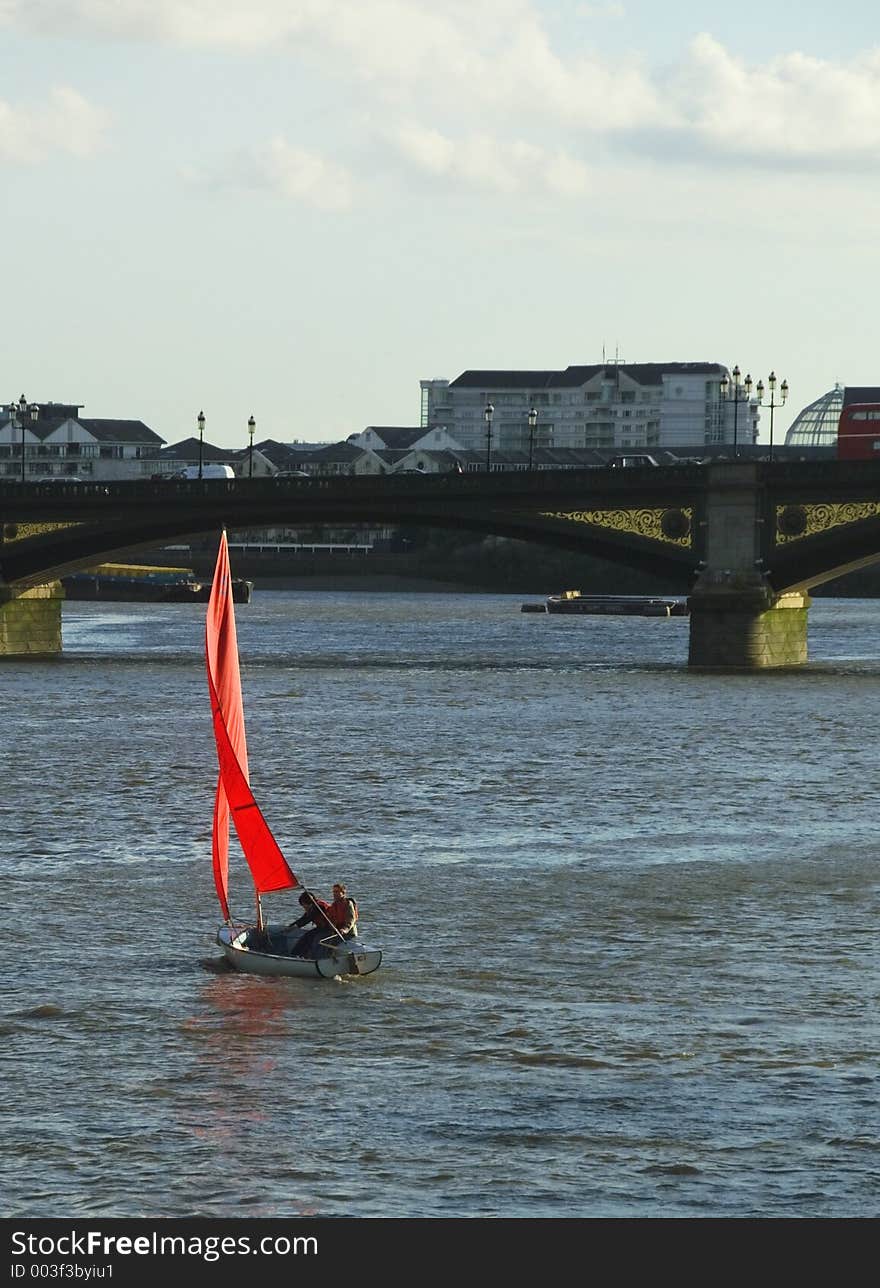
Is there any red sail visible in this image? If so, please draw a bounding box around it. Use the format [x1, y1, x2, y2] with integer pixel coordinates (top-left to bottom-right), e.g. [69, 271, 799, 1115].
[205, 531, 299, 917]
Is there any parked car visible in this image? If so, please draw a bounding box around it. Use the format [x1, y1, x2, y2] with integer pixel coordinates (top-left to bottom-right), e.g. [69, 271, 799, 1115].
[275, 470, 311, 479]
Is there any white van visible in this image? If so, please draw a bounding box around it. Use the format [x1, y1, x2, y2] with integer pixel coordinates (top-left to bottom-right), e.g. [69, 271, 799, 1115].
[177, 464, 235, 480]
[609, 454, 659, 469]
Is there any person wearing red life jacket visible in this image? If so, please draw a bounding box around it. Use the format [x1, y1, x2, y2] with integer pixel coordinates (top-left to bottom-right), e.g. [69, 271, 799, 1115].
[326, 883, 358, 941]
[287, 885, 358, 958]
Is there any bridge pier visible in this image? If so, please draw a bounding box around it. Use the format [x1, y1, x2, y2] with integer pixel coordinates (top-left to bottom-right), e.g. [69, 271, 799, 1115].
[688, 573, 810, 668]
[686, 462, 809, 668]
[0, 582, 64, 657]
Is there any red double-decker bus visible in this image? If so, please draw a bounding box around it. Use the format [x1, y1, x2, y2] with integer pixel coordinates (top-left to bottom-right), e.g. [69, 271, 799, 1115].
[838, 387, 880, 459]
[838, 402, 880, 459]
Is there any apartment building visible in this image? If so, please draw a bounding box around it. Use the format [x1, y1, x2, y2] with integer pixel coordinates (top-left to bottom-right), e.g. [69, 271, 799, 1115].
[420, 362, 759, 453]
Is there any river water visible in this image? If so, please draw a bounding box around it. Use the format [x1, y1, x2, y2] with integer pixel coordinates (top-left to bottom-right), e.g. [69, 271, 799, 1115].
[1, 590, 877, 1219]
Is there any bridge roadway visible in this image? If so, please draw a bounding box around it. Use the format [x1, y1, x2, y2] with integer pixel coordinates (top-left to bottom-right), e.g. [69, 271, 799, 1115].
[4, 459, 880, 666]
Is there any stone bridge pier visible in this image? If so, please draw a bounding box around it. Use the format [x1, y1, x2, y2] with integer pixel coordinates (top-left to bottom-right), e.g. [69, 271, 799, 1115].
[687, 464, 809, 668]
[0, 582, 64, 657]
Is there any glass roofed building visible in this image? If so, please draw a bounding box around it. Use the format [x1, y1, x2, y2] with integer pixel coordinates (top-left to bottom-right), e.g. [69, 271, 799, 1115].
[784, 384, 844, 449]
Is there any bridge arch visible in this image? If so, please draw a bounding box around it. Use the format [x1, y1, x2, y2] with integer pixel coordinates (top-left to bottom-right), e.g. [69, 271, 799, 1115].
[0, 471, 702, 590]
[7, 461, 880, 666]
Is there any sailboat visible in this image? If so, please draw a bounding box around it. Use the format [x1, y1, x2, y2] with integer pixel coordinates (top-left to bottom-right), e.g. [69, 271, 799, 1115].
[206, 530, 382, 979]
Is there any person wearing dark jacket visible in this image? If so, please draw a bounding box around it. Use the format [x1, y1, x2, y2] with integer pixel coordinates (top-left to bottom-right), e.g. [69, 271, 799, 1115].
[287, 891, 334, 959]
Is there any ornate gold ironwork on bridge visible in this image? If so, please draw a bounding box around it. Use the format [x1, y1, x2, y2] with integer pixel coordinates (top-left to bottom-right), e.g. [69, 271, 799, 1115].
[775, 501, 880, 546]
[2, 521, 84, 545]
[539, 506, 693, 548]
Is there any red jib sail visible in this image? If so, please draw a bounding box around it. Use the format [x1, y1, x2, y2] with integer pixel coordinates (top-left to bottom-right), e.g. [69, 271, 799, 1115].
[205, 531, 299, 920]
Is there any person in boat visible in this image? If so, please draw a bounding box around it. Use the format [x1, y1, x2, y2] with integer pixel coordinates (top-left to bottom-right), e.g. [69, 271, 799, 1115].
[327, 883, 358, 941]
[287, 884, 358, 958]
[287, 891, 334, 958]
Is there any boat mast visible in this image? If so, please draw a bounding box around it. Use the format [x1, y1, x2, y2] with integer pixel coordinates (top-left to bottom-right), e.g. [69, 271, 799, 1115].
[256, 892, 264, 930]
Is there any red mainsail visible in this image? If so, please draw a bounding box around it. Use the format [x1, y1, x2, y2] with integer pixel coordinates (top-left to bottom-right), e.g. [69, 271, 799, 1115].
[205, 531, 299, 920]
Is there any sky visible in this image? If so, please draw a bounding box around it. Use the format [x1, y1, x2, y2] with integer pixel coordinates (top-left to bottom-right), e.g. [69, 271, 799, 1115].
[2, 1, 879, 450]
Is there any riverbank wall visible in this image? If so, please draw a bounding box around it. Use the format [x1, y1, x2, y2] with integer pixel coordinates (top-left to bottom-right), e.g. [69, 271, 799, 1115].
[133, 539, 880, 598]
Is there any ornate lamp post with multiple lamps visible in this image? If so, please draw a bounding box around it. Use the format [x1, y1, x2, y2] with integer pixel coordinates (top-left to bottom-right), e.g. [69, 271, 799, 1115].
[755, 373, 789, 463]
[248, 415, 256, 478]
[484, 402, 494, 473]
[10, 395, 39, 483]
[527, 406, 538, 470]
[197, 409, 205, 480]
[720, 366, 753, 457]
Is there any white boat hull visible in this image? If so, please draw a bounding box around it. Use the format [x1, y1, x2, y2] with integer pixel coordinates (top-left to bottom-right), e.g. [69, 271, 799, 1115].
[216, 923, 382, 979]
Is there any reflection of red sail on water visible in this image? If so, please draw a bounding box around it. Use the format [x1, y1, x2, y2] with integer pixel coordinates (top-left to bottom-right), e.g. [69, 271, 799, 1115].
[181, 976, 294, 1079]
[176, 982, 291, 1144]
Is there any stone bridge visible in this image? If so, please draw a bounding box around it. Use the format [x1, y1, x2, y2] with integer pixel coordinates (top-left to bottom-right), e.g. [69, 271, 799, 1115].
[3, 460, 880, 667]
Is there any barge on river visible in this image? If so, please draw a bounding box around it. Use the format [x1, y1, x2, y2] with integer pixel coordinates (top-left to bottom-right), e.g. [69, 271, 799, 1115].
[523, 590, 688, 617]
[62, 563, 253, 604]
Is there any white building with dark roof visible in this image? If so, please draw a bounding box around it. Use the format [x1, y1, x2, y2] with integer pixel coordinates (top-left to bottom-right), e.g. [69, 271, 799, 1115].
[420, 362, 759, 453]
[0, 400, 164, 479]
[351, 425, 466, 454]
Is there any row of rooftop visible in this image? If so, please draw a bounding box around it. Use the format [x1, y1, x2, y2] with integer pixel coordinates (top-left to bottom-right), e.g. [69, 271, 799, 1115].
[0, 363, 874, 481]
[0, 406, 834, 483]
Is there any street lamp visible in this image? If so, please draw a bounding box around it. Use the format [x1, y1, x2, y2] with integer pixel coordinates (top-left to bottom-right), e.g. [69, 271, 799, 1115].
[10, 394, 38, 483]
[527, 407, 538, 471]
[484, 402, 494, 473]
[197, 409, 205, 480]
[720, 366, 753, 457]
[755, 373, 789, 463]
[248, 415, 256, 478]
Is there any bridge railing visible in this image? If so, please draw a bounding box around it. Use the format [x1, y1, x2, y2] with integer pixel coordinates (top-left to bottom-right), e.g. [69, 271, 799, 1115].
[1, 462, 708, 501]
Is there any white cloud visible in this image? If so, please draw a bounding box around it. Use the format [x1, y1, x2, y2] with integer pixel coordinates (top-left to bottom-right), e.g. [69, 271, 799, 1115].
[666, 34, 880, 166]
[0, 86, 108, 162]
[186, 137, 354, 210]
[392, 123, 589, 195]
[0, 0, 646, 112]
[0, 0, 520, 57]
[4, 4, 880, 174]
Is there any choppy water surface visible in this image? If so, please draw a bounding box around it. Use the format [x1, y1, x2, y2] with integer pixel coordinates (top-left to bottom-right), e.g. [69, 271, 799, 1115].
[1, 592, 877, 1217]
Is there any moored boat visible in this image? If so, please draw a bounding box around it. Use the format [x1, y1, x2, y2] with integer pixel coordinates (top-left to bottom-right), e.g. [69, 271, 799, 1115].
[544, 590, 688, 617]
[63, 563, 252, 603]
